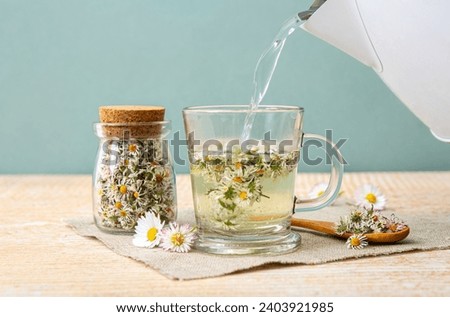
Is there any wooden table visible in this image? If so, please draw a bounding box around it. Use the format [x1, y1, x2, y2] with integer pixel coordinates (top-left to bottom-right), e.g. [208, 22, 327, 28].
[1, 173, 449, 296]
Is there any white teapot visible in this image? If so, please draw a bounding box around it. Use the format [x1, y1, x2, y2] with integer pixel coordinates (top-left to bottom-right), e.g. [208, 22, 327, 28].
[299, 0, 450, 142]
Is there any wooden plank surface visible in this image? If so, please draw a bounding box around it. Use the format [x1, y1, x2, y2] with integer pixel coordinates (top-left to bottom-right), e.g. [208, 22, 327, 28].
[0, 173, 449, 296]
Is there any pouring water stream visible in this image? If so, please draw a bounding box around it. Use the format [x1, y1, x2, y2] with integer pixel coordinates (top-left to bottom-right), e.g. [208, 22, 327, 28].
[240, 15, 302, 141]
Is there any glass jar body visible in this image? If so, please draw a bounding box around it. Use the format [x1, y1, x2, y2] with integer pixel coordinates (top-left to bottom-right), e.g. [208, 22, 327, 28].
[92, 123, 177, 234]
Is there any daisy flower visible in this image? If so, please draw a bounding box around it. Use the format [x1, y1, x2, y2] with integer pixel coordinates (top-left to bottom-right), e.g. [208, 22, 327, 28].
[308, 182, 328, 199]
[160, 222, 197, 253]
[132, 212, 165, 248]
[346, 234, 368, 250]
[354, 184, 387, 210]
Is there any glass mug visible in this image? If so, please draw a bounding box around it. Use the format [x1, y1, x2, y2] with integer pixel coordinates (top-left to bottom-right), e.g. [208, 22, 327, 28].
[182, 105, 344, 255]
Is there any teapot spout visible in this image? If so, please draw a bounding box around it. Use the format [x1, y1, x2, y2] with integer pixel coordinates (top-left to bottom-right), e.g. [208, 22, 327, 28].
[298, 0, 328, 21]
[300, 0, 382, 72]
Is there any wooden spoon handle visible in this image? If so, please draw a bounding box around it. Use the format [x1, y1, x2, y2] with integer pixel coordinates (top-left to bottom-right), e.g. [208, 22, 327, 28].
[291, 218, 337, 236]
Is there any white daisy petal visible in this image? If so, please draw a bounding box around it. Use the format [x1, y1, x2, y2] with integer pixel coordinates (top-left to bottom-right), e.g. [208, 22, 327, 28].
[160, 222, 197, 253]
[132, 237, 154, 248]
[354, 184, 387, 210]
[345, 234, 368, 250]
[308, 182, 328, 199]
[132, 212, 164, 248]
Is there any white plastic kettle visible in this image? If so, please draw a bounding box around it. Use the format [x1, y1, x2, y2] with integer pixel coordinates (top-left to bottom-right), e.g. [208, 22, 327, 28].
[299, 0, 450, 142]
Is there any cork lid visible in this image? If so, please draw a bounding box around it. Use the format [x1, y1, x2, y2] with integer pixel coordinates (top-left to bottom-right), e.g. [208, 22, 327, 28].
[99, 105, 165, 123]
[97, 105, 167, 138]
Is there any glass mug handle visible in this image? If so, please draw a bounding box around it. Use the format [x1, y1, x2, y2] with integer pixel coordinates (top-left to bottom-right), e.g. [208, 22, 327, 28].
[294, 133, 344, 212]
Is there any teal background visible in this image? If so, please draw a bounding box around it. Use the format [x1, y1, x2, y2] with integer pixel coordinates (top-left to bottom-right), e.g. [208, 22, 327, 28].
[1, 0, 449, 174]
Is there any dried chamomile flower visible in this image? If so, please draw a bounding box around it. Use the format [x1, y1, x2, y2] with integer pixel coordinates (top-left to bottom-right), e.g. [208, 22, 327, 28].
[335, 217, 350, 235]
[386, 214, 407, 232]
[96, 139, 176, 231]
[336, 206, 408, 250]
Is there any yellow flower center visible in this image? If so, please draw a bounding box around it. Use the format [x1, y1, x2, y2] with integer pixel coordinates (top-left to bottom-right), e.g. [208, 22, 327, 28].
[233, 177, 243, 183]
[317, 190, 325, 197]
[133, 192, 139, 199]
[170, 232, 185, 246]
[128, 144, 137, 152]
[147, 227, 158, 241]
[119, 185, 127, 194]
[124, 159, 129, 165]
[119, 210, 127, 217]
[350, 237, 361, 247]
[239, 191, 248, 200]
[365, 193, 377, 204]
[97, 189, 103, 195]
[115, 202, 123, 209]
[235, 162, 242, 169]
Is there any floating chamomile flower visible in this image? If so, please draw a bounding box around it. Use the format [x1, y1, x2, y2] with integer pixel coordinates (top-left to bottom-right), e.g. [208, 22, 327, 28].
[345, 234, 368, 250]
[308, 182, 328, 199]
[354, 184, 386, 210]
[132, 212, 165, 248]
[160, 222, 197, 253]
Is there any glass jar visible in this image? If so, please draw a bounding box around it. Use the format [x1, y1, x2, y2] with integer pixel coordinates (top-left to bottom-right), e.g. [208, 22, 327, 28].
[92, 121, 177, 234]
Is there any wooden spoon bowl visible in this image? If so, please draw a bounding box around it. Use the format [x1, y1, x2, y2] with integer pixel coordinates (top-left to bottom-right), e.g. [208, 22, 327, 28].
[291, 218, 410, 243]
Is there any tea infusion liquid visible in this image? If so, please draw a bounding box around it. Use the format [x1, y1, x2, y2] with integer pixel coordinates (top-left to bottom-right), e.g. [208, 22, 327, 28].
[190, 148, 299, 237]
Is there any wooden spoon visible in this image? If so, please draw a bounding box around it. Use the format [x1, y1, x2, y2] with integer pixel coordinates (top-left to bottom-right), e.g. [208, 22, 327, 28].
[291, 218, 410, 243]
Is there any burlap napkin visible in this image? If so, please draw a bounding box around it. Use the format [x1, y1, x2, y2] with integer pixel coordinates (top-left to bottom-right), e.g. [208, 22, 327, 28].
[67, 206, 450, 280]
